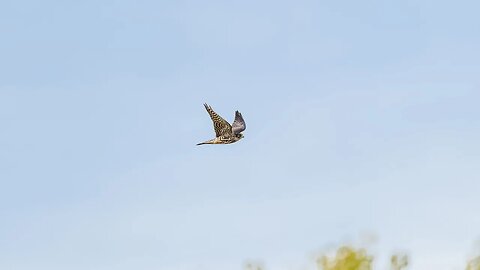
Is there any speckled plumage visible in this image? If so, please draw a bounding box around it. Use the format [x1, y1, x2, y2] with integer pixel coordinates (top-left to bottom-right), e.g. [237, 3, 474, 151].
[197, 103, 246, 145]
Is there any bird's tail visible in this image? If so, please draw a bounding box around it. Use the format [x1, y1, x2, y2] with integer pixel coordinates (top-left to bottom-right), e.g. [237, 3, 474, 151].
[196, 138, 216, 146]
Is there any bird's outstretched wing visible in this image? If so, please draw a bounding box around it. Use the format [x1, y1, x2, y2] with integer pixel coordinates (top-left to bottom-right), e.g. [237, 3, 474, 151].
[203, 103, 232, 137]
[231, 110, 246, 134]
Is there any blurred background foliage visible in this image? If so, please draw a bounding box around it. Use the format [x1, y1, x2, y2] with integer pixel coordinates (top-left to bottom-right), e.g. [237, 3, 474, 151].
[317, 246, 373, 270]
[467, 256, 480, 270]
[244, 244, 480, 270]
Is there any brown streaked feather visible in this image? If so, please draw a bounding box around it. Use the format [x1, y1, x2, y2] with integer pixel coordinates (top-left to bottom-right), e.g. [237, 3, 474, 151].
[203, 103, 232, 137]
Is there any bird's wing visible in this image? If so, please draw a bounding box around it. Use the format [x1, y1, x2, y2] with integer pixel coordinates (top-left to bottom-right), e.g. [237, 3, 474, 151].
[231, 110, 246, 134]
[203, 104, 232, 137]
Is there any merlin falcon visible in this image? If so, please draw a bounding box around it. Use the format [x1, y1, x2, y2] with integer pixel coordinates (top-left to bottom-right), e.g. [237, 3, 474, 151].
[197, 103, 246, 145]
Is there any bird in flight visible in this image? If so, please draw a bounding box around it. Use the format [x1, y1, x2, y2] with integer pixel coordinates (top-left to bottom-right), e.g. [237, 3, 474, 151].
[197, 103, 246, 145]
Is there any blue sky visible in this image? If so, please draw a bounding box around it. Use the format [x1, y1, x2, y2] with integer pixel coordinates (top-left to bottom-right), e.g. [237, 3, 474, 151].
[1, 0, 480, 269]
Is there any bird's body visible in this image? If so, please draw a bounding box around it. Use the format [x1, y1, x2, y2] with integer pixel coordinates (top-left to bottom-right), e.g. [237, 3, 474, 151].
[197, 104, 246, 145]
[196, 135, 241, 145]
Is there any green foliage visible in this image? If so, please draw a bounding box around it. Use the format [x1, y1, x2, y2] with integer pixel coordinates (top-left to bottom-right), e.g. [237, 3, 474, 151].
[390, 254, 408, 270]
[242, 243, 480, 270]
[317, 246, 373, 270]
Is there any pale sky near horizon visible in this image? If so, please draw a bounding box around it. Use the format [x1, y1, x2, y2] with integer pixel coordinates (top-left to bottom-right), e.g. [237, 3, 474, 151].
[1, 1, 480, 269]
